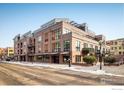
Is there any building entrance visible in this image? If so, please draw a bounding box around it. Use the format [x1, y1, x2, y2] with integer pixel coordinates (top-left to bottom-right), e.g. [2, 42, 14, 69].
[52, 55, 59, 64]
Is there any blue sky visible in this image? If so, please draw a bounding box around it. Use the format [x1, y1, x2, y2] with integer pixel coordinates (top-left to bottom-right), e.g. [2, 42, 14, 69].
[0, 3, 124, 47]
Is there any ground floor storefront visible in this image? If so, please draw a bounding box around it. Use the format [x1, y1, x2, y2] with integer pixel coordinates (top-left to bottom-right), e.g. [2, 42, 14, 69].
[35, 54, 70, 64]
[14, 54, 97, 64]
[14, 53, 71, 64]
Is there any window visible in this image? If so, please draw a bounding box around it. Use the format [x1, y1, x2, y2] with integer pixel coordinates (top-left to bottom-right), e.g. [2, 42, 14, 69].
[52, 28, 61, 40]
[38, 47, 41, 53]
[76, 55, 81, 63]
[18, 50, 19, 54]
[90, 44, 93, 48]
[23, 42, 26, 47]
[111, 47, 113, 50]
[17, 36, 20, 41]
[44, 44, 48, 52]
[64, 40, 70, 51]
[18, 43, 19, 48]
[55, 29, 61, 40]
[95, 46, 98, 52]
[84, 43, 88, 48]
[76, 41, 81, 51]
[119, 46, 121, 50]
[38, 36, 42, 42]
[52, 43, 55, 52]
[119, 52, 121, 55]
[53, 42, 60, 52]
[56, 42, 60, 48]
[45, 33, 48, 42]
[44, 55, 49, 62]
[9, 50, 13, 52]
[20, 49, 23, 54]
[37, 43, 41, 53]
[20, 42, 23, 48]
[52, 31, 55, 40]
[115, 41, 117, 45]
[63, 28, 71, 34]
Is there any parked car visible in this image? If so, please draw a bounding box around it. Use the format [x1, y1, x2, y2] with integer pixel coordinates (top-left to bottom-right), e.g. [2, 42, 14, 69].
[6, 58, 11, 61]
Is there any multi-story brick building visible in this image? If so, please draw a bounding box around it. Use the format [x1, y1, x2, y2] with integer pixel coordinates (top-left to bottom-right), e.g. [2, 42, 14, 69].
[106, 38, 124, 55]
[13, 31, 35, 61]
[13, 18, 109, 64]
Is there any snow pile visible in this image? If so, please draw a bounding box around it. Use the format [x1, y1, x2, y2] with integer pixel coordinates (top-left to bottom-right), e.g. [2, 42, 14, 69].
[2, 61, 124, 77]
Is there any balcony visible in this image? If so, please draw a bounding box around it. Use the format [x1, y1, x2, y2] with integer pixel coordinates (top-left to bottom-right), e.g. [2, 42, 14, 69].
[28, 44, 35, 48]
[52, 48, 61, 52]
[45, 50, 48, 52]
[27, 51, 35, 54]
[64, 48, 70, 52]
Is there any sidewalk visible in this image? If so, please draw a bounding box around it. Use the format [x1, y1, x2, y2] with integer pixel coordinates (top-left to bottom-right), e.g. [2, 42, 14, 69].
[2, 61, 124, 77]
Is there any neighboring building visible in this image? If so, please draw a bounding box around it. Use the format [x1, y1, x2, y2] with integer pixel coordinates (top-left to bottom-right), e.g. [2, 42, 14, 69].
[6, 47, 14, 58]
[0, 48, 5, 60]
[106, 38, 124, 55]
[0, 47, 14, 60]
[13, 18, 109, 64]
[0, 48, 4, 56]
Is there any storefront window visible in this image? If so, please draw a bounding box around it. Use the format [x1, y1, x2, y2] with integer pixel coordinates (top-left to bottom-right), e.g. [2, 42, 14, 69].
[76, 55, 81, 63]
[55, 42, 60, 52]
[37, 55, 49, 62]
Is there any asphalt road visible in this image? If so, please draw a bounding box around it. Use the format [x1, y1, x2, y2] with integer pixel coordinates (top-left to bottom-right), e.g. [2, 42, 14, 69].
[0, 62, 124, 85]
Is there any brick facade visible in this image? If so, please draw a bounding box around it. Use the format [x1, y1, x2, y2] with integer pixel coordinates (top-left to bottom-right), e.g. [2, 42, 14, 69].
[13, 18, 109, 64]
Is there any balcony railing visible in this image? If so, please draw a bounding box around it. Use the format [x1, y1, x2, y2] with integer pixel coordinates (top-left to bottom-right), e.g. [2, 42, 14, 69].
[27, 51, 35, 54]
[64, 48, 70, 52]
[45, 50, 48, 52]
[52, 48, 61, 52]
[28, 44, 35, 48]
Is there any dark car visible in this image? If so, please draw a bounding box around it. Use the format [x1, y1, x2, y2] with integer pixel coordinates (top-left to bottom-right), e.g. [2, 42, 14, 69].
[6, 58, 11, 61]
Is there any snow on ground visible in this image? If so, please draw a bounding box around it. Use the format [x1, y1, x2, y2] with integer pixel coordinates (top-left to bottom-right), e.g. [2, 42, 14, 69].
[2, 61, 124, 77]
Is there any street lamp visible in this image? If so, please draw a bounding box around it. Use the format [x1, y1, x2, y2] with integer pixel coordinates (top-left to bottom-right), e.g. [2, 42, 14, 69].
[99, 40, 105, 70]
[68, 51, 71, 67]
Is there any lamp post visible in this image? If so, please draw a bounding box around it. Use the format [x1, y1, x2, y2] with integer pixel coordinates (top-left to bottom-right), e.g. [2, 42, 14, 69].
[68, 51, 71, 67]
[99, 40, 104, 70]
[68, 58, 71, 67]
